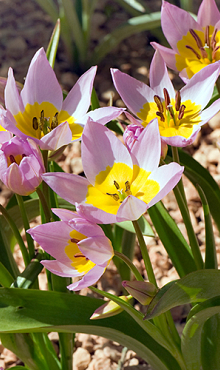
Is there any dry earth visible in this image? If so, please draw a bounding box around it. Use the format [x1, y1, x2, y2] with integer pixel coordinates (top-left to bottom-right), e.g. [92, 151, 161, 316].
[1, 0, 220, 369]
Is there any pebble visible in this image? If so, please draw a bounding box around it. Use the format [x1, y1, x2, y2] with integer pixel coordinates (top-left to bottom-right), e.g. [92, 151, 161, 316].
[73, 347, 91, 370]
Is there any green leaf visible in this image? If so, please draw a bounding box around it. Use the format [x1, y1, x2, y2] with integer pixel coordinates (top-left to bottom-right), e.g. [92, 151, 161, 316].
[0, 288, 181, 370]
[146, 270, 220, 319]
[148, 202, 196, 277]
[167, 149, 220, 233]
[34, 0, 59, 23]
[91, 12, 161, 65]
[181, 296, 220, 370]
[46, 19, 61, 68]
[116, 215, 154, 237]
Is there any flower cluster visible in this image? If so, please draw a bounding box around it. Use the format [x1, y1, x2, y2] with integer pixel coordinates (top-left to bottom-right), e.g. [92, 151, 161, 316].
[2, 0, 220, 294]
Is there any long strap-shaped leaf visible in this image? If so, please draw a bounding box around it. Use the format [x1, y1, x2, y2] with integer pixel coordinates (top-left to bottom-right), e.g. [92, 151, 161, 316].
[0, 288, 181, 370]
[148, 202, 196, 277]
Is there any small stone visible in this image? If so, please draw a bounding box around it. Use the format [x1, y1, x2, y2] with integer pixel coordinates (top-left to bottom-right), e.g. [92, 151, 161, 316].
[2, 348, 18, 365]
[103, 345, 121, 362]
[73, 347, 91, 370]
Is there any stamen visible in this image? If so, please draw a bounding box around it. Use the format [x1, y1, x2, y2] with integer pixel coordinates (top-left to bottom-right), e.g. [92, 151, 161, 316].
[212, 45, 220, 60]
[200, 47, 208, 59]
[211, 28, 218, 49]
[205, 25, 210, 47]
[74, 252, 85, 258]
[156, 111, 165, 122]
[114, 180, 120, 190]
[22, 154, 27, 159]
[39, 110, 45, 131]
[32, 117, 38, 130]
[175, 91, 181, 111]
[71, 238, 80, 243]
[168, 105, 175, 120]
[154, 95, 164, 113]
[125, 181, 132, 195]
[178, 105, 186, 120]
[185, 45, 201, 59]
[189, 29, 203, 49]
[106, 193, 120, 201]
[51, 112, 59, 130]
[163, 88, 170, 109]
[9, 155, 16, 164]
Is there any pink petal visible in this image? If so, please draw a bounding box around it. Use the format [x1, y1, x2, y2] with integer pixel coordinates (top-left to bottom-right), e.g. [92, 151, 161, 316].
[200, 98, 220, 124]
[147, 162, 184, 207]
[67, 265, 106, 291]
[81, 120, 132, 185]
[62, 66, 97, 118]
[111, 68, 155, 115]
[78, 235, 113, 264]
[28, 221, 73, 263]
[151, 42, 178, 71]
[79, 106, 125, 126]
[41, 259, 83, 278]
[161, 1, 202, 51]
[180, 62, 220, 109]
[197, 0, 220, 27]
[76, 203, 117, 224]
[52, 208, 78, 221]
[125, 112, 142, 125]
[149, 50, 175, 99]
[131, 119, 161, 171]
[0, 130, 13, 144]
[116, 195, 148, 222]
[21, 48, 63, 110]
[5, 68, 24, 115]
[68, 217, 105, 238]
[39, 121, 73, 150]
[42, 172, 89, 205]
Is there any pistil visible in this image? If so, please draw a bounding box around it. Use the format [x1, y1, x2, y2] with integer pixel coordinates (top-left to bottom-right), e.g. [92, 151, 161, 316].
[107, 180, 132, 203]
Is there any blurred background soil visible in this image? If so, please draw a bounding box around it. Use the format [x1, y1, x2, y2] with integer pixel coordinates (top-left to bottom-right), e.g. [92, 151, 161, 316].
[1, 0, 220, 369]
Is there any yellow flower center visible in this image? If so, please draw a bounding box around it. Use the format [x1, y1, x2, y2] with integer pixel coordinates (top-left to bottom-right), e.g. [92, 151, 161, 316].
[85, 162, 160, 214]
[7, 154, 24, 167]
[65, 229, 95, 274]
[175, 25, 220, 77]
[137, 88, 201, 139]
[14, 101, 83, 141]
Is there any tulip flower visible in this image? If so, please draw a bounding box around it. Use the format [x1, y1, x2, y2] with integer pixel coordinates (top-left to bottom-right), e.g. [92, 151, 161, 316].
[90, 295, 132, 320]
[0, 48, 124, 151]
[111, 51, 220, 147]
[0, 136, 45, 196]
[42, 119, 184, 224]
[28, 209, 114, 291]
[151, 0, 220, 79]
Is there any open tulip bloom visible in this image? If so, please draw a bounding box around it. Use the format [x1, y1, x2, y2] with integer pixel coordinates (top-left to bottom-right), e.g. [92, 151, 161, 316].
[111, 50, 220, 147]
[0, 136, 45, 196]
[0, 48, 124, 151]
[28, 209, 114, 291]
[151, 0, 220, 79]
[42, 119, 184, 224]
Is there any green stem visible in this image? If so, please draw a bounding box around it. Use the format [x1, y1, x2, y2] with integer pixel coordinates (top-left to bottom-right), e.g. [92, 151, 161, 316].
[16, 194, 35, 259]
[59, 333, 74, 370]
[171, 147, 204, 270]
[36, 187, 52, 223]
[114, 251, 144, 281]
[0, 204, 30, 266]
[216, 76, 220, 97]
[132, 220, 157, 287]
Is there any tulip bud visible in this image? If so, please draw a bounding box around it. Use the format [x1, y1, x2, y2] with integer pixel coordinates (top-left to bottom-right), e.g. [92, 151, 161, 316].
[90, 295, 132, 320]
[123, 124, 144, 152]
[122, 280, 158, 305]
[0, 137, 45, 195]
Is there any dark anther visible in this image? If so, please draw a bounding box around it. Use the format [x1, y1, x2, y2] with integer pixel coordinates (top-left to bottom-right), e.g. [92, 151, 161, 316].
[205, 25, 210, 47]
[22, 154, 27, 159]
[32, 117, 38, 130]
[211, 28, 218, 49]
[51, 112, 59, 130]
[185, 45, 201, 59]
[212, 46, 220, 60]
[106, 192, 120, 201]
[156, 111, 165, 122]
[189, 29, 203, 49]
[9, 155, 16, 164]
[74, 252, 85, 258]
[71, 238, 80, 244]
[175, 91, 181, 111]
[178, 105, 186, 120]
[163, 88, 170, 109]
[154, 95, 164, 113]
[114, 180, 120, 190]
